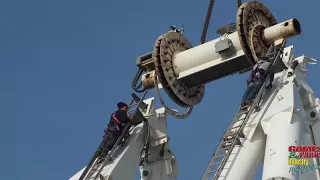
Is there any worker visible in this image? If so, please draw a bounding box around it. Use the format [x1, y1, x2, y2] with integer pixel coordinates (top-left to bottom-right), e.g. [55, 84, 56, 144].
[287, 60, 299, 77]
[169, 25, 184, 35]
[240, 57, 274, 108]
[99, 102, 132, 160]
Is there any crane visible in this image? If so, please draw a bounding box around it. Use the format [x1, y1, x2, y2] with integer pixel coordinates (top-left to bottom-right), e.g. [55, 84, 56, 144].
[69, 1, 320, 180]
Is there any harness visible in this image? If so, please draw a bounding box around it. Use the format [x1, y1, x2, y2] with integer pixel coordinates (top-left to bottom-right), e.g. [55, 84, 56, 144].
[249, 61, 268, 81]
[111, 113, 122, 131]
[104, 113, 122, 134]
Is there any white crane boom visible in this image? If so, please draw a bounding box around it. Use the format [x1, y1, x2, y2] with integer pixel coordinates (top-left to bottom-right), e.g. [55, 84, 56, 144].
[70, 1, 320, 180]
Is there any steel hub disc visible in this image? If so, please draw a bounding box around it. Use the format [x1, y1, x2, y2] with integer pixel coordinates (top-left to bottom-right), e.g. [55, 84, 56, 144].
[237, 1, 278, 64]
[153, 32, 205, 107]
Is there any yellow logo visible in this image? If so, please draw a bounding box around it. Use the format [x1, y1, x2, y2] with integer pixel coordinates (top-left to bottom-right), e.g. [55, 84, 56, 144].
[288, 158, 309, 165]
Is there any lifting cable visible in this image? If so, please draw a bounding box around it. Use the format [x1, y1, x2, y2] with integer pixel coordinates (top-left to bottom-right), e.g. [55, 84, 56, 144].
[237, 0, 242, 8]
[199, 0, 215, 44]
[199, 0, 242, 45]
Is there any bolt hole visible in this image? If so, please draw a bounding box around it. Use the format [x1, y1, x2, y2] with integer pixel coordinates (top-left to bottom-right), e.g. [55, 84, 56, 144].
[143, 170, 149, 176]
[310, 111, 316, 118]
[285, 52, 288, 56]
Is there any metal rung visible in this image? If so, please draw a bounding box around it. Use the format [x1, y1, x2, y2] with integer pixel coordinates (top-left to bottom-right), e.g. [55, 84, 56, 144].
[128, 109, 135, 113]
[223, 136, 235, 141]
[129, 103, 138, 107]
[229, 124, 242, 130]
[131, 93, 141, 103]
[222, 139, 234, 145]
[215, 153, 227, 159]
[235, 111, 249, 118]
[232, 117, 245, 122]
[221, 138, 241, 147]
[221, 144, 231, 149]
[225, 131, 245, 139]
[237, 110, 249, 116]
[223, 135, 240, 141]
[226, 138, 241, 146]
[268, 51, 277, 55]
[207, 168, 219, 174]
[217, 147, 229, 152]
[232, 117, 245, 124]
[205, 178, 214, 180]
[210, 160, 224, 167]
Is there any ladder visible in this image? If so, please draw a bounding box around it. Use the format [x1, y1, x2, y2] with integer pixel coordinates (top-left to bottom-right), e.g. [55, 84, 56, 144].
[79, 90, 148, 180]
[201, 41, 286, 180]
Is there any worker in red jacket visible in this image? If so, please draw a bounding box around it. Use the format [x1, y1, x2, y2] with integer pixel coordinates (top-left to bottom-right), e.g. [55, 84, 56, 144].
[100, 102, 131, 160]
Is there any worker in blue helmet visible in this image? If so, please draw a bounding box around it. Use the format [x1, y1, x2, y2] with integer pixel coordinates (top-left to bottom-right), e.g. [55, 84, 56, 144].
[99, 102, 132, 160]
[240, 57, 274, 108]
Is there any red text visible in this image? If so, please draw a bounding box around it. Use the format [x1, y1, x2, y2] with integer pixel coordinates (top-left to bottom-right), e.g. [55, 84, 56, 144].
[288, 146, 320, 152]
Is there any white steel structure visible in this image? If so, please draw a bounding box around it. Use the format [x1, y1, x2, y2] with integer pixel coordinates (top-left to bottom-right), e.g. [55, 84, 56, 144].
[70, 97, 179, 180]
[70, 1, 320, 180]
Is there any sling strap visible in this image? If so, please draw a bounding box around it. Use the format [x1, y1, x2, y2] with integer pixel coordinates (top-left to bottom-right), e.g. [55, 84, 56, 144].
[249, 61, 268, 81]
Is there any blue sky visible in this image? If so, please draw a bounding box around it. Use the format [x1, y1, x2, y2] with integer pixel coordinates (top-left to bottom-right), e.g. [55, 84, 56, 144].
[2, 0, 320, 179]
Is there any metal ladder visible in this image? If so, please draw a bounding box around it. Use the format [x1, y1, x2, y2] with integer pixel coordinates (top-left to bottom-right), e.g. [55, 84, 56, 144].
[201, 40, 286, 180]
[79, 90, 148, 180]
